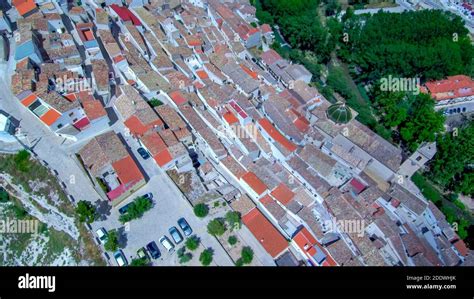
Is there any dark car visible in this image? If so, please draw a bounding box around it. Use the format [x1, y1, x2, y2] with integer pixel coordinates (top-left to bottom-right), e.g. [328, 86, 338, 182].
[169, 226, 183, 244]
[118, 202, 132, 215]
[137, 147, 150, 160]
[142, 193, 153, 200]
[177, 218, 192, 237]
[146, 241, 161, 259]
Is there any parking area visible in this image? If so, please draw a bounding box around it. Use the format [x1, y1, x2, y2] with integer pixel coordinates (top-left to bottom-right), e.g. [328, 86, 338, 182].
[90, 128, 234, 266]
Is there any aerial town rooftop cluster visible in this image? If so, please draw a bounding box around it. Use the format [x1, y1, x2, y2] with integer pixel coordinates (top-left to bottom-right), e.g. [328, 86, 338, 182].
[3, 0, 472, 266]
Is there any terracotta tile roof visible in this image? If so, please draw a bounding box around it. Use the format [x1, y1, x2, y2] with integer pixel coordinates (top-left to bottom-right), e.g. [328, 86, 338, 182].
[112, 155, 144, 185]
[242, 208, 288, 258]
[124, 116, 152, 137]
[241, 171, 268, 196]
[453, 238, 469, 257]
[154, 148, 173, 167]
[422, 75, 474, 101]
[196, 69, 209, 80]
[39, 109, 61, 126]
[222, 110, 239, 125]
[261, 24, 272, 34]
[260, 49, 282, 66]
[141, 131, 167, 156]
[258, 118, 297, 152]
[169, 90, 188, 106]
[12, 0, 36, 16]
[270, 183, 295, 206]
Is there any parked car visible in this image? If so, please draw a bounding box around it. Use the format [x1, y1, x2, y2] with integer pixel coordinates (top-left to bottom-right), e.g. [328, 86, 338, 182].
[142, 193, 153, 201]
[177, 218, 192, 237]
[159, 236, 175, 252]
[137, 247, 149, 260]
[146, 241, 161, 259]
[137, 147, 150, 160]
[169, 226, 183, 244]
[95, 228, 108, 244]
[114, 250, 128, 266]
[118, 202, 132, 215]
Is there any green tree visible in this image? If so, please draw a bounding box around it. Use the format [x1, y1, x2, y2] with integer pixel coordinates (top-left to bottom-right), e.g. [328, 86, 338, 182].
[14, 150, 31, 172]
[75, 200, 98, 224]
[0, 188, 9, 202]
[228, 235, 238, 246]
[399, 93, 444, 151]
[207, 218, 227, 236]
[430, 123, 474, 196]
[193, 203, 209, 218]
[104, 230, 119, 252]
[130, 258, 148, 266]
[241, 246, 254, 265]
[119, 196, 153, 223]
[199, 249, 213, 266]
[185, 236, 200, 251]
[177, 247, 193, 264]
[225, 211, 241, 231]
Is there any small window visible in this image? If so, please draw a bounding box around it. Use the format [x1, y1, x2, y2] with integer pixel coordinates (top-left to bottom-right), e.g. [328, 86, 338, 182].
[69, 112, 74, 117]
[416, 156, 422, 161]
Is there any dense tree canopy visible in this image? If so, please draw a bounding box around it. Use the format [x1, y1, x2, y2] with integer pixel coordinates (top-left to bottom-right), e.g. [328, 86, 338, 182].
[339, 10, 474, 82]
[258, 0, 333, 62]
[372, 90, 444, 151]
[430, 123, 474, 197]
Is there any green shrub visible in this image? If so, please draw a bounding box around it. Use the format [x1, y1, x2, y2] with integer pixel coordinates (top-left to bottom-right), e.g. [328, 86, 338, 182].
[193, 203, 209, 218]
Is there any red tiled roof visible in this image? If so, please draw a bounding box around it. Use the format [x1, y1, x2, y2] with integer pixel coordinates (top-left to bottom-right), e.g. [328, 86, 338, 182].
[124, 116, 150, 137]
[222, 110, 239, 125]
[293, 227, 337, 266]
[196, 70, 209, 80]
[261, 49, 282, 66]
[261, 24, 272, 34]
[241, 171, 268, 196]
[40, 109, 61, 126]
[422, 75, 474, 101]
[240, 64, 258, 79]
[113, 55, 125, 64]
[270, 183, 295, 206]
[141, 132, 167, 156]
[154, 149, 173, 167]
[82, 98, 107, 121]
[169, 90, 188, 106]
[242, 208, 288, 258]
[112, 155, 144, 185]
[258, 118, 297, 152]
[110, 4, 142, 25]
[453, 239, 469, 257]
[12, 0, 36, 16]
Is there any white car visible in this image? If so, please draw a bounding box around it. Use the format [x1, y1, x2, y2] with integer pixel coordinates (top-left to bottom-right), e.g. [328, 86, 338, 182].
[114, 250, 128, 267]
[159, 236, 175, 252]
[95, 228, 108, 244]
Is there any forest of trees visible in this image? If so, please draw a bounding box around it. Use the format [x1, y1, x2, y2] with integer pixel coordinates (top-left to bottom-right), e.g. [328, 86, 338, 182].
[339, 10, 474, 82]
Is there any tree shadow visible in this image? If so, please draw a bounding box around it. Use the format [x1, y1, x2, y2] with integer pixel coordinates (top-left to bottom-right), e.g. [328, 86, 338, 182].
[95, 199, 111, 221]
